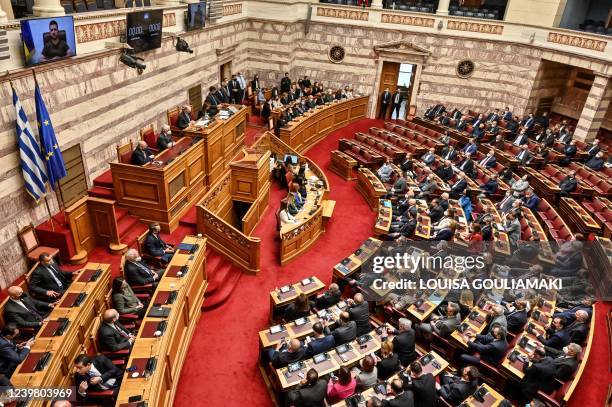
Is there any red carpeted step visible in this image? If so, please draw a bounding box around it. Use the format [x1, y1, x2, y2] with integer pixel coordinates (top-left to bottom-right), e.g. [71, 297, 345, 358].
[202, 264, 242, 311]
[88, 186, 115, 200]
[117, 215, 140, 239]
[93, 169, 114, 189]
[204, 261, 233, 297]
[114, 207, 129, 222]
[120, 222, 147, 248]
[179, 205, 197, 227]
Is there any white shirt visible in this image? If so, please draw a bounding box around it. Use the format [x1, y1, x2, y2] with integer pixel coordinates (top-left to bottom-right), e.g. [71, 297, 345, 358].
[279, 210, 296, 225]
[45, 265, 64, 289]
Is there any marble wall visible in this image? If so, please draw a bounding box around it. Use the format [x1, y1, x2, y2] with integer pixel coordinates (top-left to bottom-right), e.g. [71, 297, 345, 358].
[0, 20, 249, 286]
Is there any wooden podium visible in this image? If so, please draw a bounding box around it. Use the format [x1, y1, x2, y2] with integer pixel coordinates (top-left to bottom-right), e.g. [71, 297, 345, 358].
[110, 106, 247, 233]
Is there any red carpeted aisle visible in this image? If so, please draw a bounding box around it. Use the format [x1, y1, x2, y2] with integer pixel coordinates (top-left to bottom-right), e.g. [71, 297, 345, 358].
[173, 119, 383, 406]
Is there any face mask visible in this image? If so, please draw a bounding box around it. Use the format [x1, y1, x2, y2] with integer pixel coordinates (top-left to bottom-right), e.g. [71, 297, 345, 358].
[167, 131, 172, 136]
[136, 256, 142, 262]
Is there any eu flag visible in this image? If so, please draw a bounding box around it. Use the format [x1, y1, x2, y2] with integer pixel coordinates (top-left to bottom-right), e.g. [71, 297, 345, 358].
[35, 84, 66, 188]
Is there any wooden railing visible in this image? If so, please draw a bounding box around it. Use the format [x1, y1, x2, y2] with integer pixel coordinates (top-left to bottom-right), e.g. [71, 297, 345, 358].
[242, 184, 270, 235]
[197, 205, 261, 273]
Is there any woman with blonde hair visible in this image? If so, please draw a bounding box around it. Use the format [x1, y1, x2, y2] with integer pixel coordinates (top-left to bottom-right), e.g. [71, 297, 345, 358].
[376, 340, 400, 380]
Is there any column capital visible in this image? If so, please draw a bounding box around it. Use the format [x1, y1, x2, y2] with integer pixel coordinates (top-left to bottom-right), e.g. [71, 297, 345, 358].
[371, 0, 383, 9]
[436, 0, 450, 15]
[32, 0, 65, 17]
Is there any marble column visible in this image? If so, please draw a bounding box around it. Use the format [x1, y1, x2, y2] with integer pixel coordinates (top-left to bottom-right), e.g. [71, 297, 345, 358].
[155, 0, 180, 5]
[32, 0, 65, 17]
[436, 0, 450, 15]
[371, 0, 383, 9]
[574, 74, 612, 142]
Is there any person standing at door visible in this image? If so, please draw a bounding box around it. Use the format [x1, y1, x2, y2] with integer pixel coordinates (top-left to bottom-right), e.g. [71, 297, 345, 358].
[391, 89, 403, 120]
[379, 87, 392, 119]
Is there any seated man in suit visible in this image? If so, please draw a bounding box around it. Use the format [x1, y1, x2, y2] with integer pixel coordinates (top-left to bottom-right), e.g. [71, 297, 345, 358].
[402, 361, 436, 407]
[417, 174, 438, 199]
[515, 144, 533, 165]
[4, 286, 52, 330]
[460, 324, 508, 366]
[437, 366, 479, 405]
[478, 173, 499, 198]
[478, 150, 497, 170]
[435, 160, 454, 182]
[98, 309, 134, 352]
[585, 151, 605, 170]
[547, 343, 581, 381]
[123, 249, 162, 288]
[455, 115, 469, 131]
[522, 189, 540, 211]
[533, 316, 569, 350]
[450, 172, 468, 198]
[505, 300, 529, 333]
[377, 159, 393, 183]
[286, 368, 327, 407]
[457, 152, 475, 177]
[560, 140, 577, 165]
[421, 148, 436, 166]
[440, 145, 457, 161]
[416, 301, 461, 338]
[462, 139, 478, 156]
[73, 354, 123, 401]
[328, 311, 357, 345]
[304, 322, 335, 358]
[472, 123, 486, 139]
[29, 252, 72, 302]
[382, 378, 414, 407]
[131, 140, 154, 166]
[564, 309, 589, 344]
[519, 347, 557, 401]
[558, 170, 578, 197]
[347, 293, 370, 336]
[177, 105, 193, 130]
[315, 283, 341, 309]
[266, 338, 305, 369]
[0, 323, 34, 382]
[585, 139, 600, 159]
[144, 222, 175, 263]
[156, 124, 174, 150]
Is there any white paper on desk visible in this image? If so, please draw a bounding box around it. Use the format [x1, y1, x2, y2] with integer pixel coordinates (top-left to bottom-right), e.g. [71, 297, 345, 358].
[496, 223, 505, 231]
[457, 216, 466, 224]
[309, 175, 318, 182]
[194, 119, 209, 126]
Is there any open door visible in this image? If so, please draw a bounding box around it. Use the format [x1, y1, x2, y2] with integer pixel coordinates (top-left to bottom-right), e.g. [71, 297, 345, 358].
[377, 61, 400, 120]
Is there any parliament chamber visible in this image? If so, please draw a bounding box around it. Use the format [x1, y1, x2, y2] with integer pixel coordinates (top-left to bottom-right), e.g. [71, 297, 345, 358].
[0, 0, 611, 406]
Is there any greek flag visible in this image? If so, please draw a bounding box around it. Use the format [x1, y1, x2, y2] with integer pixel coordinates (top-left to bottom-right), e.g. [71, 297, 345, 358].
[13, 86, 48, 202]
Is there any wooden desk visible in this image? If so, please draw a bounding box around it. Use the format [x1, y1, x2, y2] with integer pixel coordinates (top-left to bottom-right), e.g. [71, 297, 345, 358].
[11, 264, 111, 402]
[279, 170, 328, 265]
[356, 168, 387, 210]
[116, 235, 207, 407]
[333, 238, 383, 281]
[329, 149, 358, 180]
[280, 96, 368, 153]
[407, 290, 449, 322]
[269, 276, 326, 320]
[375, 199, 393, 235]
[559, 197, 601, 234]
[111, 107, 247, 233]
[463, 383, 505, 407]
[451, 300, 496, 348]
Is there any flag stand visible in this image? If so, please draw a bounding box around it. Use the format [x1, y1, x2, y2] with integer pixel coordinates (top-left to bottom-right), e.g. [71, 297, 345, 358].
[43, 193, 55, 232]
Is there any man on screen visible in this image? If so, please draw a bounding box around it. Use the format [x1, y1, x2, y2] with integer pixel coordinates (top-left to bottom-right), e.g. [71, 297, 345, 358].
[41, 20, 70, 61]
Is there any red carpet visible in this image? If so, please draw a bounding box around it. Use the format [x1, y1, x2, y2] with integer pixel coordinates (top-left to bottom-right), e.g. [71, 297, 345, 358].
[173, 118, 383, 406]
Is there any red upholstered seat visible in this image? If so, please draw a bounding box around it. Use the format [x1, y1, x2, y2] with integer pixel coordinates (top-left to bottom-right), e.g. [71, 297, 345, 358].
[351, 145, 360, 155]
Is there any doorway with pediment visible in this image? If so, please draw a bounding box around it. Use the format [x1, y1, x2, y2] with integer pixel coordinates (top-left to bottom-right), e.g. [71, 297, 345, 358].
[370, 41, 431, 121]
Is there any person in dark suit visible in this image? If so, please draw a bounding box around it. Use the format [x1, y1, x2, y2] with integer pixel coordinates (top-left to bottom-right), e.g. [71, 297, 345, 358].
[488, 121, 500, 137]
[403, 361, 436, 407]
[391, 318, 416, 366]
[98, 309, 134, 352]
[347, 294, 370, 336]
[584, 139, 600, 158]
[382, 378, 414, 407]
[533, 317, 569, 350]
[305, 322, 335, 358]
[472, 123, 486, 139]
[123, 248, 162, 288]
[73, 354, 123, 401]
[564, 310, 589, 344]
[379, 88, 392, 119]
[315, 283, 341, 309]
[0, 324, 34, 380]
[3, 286, 52, 329]
[505, 300, 528, 333]
[548, 343, 581, 381]
[29, 252, 72, 302]
[521, 113, 535, 134]
[433, 221, 456, 241]
[478, 150, 497, 170]
[456, 116, 468, 131]
[437, 366, 479, 405]
[585, 152, 604, 170]
[228, 74, 241, 104]
[435, 160, 454, 182]
[559, 171, 578, 197]
[144, 222, 175, 263]
[478, 173, 499, 198]
[519, 348, 557, 401]
[131, 141, 154, 166]
[376, 340, 400, 380]
[267, 338, 306, 369]
[522, 189, 540, 211]
[280, 72, 292, 93]
[560, 140, 577, 165]
[205, 86, 221, 115]
[287, 368, 327, 407]
[328, 312, 357, 345]
[421, 148, 436, 166]
[440, 145, 457, 161]
[112, 278, 146, 319]
[177, 105, 193, 130]
[450, 173, 468, 197]
[157, 124, 174, 150]
[391, 90, 403, 119]
[462, 139, 478, 156]
[219, 80, 231, 103]
[460, 325, 508, 366]
[558, 131, 573, 144]
[457, 153, 475, 176]
[251, 74, 261, 92]
[284, 293, 311, 322]
[515, 145, 533, 165]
